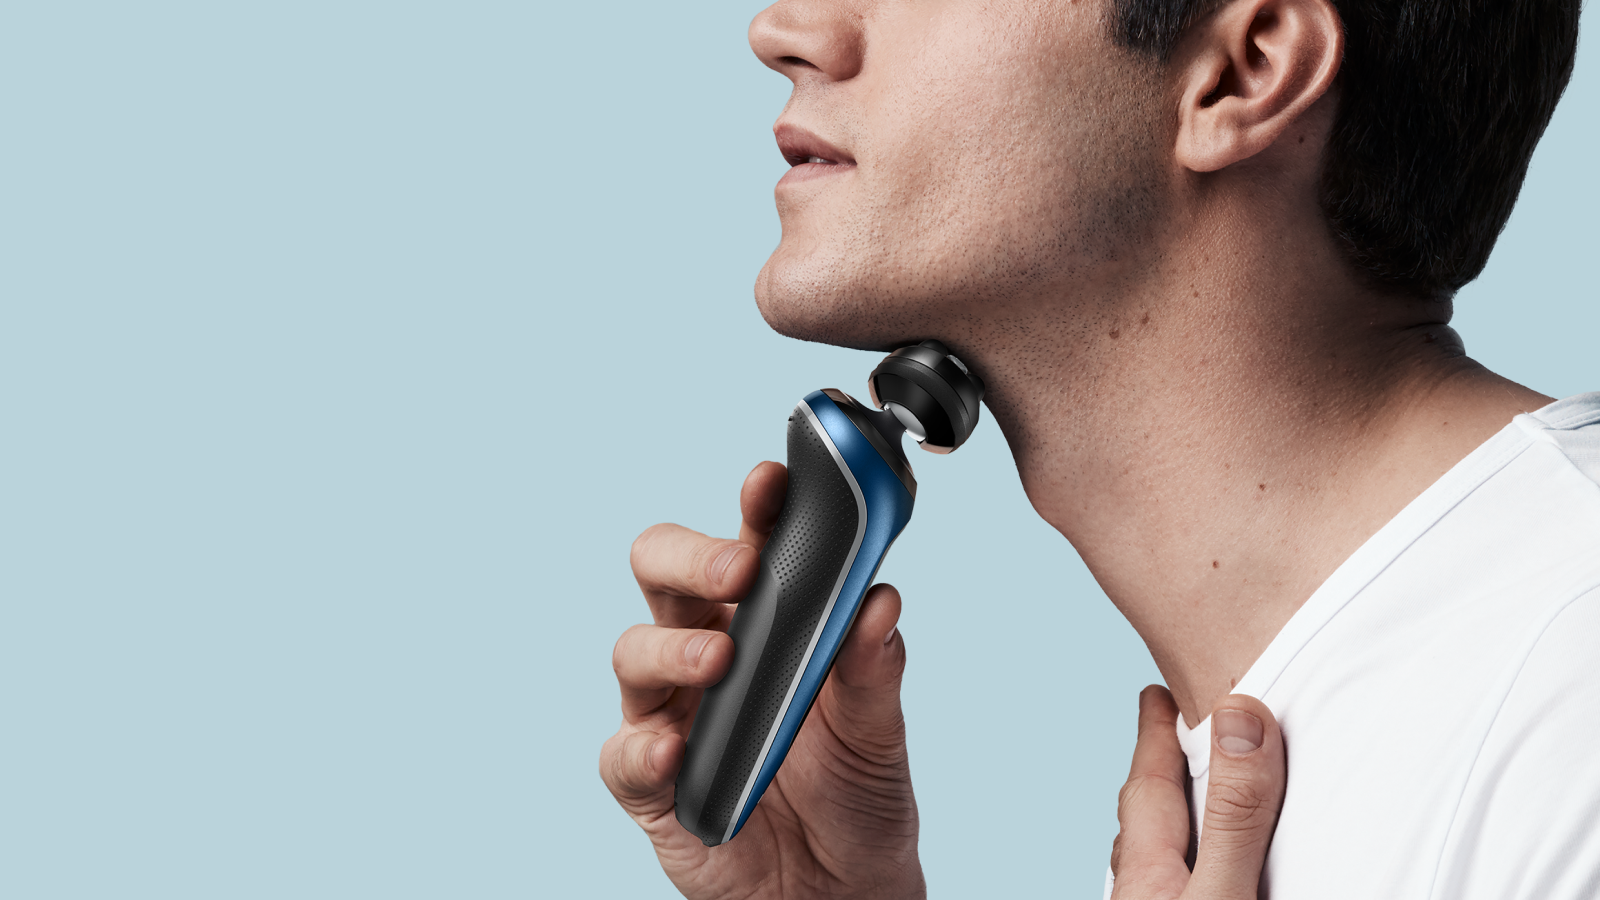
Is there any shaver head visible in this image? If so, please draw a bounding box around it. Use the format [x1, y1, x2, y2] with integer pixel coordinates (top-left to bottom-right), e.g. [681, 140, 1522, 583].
[868, 340, 986, 454]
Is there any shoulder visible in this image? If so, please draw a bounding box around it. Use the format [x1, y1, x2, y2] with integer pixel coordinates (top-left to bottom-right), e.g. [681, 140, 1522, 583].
[1513, 391, 1600, 489]
[1432, 584, 1600, 900]
[1435, 391, 1600, 579]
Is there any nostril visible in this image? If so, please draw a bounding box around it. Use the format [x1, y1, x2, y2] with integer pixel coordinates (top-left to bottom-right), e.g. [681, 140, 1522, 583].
[749, 5, 865, 82]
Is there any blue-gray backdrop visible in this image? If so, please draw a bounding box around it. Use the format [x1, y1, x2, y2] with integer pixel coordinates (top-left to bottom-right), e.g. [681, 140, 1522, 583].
[2, 2, 1595, 897]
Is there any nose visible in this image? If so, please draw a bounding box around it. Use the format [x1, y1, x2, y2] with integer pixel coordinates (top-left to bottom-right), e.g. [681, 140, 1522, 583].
[749, 0, 865, 83]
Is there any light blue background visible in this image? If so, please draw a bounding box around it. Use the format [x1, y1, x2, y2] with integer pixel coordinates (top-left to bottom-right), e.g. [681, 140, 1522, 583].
[1, 3, 1593, 897]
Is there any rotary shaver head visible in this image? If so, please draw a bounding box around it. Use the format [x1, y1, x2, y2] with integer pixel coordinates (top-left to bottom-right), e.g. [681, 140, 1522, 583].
[868, 340, 986, 454]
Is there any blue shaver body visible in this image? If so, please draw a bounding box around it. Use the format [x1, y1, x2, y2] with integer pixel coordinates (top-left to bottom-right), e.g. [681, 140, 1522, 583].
[674, 389, 916, 846]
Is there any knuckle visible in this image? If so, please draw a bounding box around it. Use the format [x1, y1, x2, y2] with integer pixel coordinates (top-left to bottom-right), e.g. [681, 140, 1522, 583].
[703, 544, 754, 602]
[1203, 775, 1269, 824]
[1116, 771, 1178, 818]
[609, 742, 636, 793]
[658, 629, 689, 673]
[687, 539, 724, 586]
[598, 733, 626, 790]
[1116, 778, 1140, 815]
[614, 734, 647, 789]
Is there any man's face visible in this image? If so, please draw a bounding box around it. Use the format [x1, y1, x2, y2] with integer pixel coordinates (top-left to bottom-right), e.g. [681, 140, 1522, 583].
[750, 0, 1169, 351]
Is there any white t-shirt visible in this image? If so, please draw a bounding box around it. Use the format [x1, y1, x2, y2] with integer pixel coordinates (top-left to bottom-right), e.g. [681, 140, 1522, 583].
[1105, 392, 1600, 900]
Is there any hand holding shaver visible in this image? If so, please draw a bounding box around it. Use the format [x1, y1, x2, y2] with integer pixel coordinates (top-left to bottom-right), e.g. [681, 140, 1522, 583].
[675, 340, 985, 846]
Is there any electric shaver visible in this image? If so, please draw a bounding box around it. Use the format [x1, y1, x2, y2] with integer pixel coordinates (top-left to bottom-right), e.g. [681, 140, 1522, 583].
[674, 340, 985, 846]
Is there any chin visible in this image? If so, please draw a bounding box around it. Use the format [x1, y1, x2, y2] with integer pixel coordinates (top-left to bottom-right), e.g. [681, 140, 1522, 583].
[752, 246, 916, 353]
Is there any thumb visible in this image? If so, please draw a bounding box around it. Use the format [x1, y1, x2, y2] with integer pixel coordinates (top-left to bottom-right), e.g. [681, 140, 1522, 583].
[1185, 695, 1285, 898]
[817, 583, 909, 763]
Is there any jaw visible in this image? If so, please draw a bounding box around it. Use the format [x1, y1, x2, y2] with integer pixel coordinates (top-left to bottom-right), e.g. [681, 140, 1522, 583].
[751, 179, 1171, 358]
[754, 146, 1171, 360]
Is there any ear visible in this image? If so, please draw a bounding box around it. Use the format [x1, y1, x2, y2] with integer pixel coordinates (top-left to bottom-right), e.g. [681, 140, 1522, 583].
[1173, 0, 1343, 173]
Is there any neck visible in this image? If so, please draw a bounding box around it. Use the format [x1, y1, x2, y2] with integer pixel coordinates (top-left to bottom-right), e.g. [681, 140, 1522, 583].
[957, 218, 1549, 726]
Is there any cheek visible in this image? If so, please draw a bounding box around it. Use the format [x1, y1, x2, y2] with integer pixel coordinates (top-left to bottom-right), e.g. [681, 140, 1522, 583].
[853, 43, 1110, 298]
[756, 1, 1163, 336]
[883, 9, 1132, 245]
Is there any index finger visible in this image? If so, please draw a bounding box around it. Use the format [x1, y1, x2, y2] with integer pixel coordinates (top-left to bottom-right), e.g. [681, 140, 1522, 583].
[1111, 685, 1194, 899]
[631, 523, 758, 627]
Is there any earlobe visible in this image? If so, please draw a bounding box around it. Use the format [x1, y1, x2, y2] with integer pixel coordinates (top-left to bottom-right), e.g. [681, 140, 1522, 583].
[1173, 0, 1343, 173]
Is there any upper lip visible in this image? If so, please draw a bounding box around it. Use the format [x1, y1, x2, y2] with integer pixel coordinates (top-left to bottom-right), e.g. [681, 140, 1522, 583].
[775, 123, 855, 167]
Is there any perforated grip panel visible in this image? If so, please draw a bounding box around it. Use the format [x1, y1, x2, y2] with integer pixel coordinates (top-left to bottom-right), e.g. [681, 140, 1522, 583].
[674, 410, 862, 845]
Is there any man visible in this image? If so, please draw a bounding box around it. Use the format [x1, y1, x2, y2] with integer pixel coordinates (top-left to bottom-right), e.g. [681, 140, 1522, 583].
[601, 0, 1591, 896]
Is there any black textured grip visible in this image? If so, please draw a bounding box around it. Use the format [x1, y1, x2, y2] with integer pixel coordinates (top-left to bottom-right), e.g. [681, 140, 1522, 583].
[674, 408, 861, 845]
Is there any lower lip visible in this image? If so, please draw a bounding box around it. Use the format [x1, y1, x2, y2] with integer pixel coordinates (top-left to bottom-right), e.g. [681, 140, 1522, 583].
[778, 161, 856, 187]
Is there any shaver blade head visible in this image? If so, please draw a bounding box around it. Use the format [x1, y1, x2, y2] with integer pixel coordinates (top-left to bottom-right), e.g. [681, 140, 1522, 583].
[867, 340, 986, 453]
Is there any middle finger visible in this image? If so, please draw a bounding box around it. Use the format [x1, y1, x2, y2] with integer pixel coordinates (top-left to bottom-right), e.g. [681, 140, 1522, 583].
[612, 623, 734, 723]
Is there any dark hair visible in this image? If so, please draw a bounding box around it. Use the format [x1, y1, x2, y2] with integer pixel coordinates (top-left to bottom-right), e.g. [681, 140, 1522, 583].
[1113, 0, 1581, 298]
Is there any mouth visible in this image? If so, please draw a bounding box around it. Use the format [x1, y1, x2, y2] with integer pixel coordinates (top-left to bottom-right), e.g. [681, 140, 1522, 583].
[775, 123, 856, 185]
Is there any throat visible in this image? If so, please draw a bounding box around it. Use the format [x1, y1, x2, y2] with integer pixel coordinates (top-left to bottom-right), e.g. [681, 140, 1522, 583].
[970, 298, 1547, 727]
[1042, 410, 1377, 727]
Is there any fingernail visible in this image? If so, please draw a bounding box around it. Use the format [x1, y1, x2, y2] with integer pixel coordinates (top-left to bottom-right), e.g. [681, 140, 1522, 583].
[710, 544, 743, 585]
[1214, 709, 1264, 756]
[883, 626, 899, 646]
[648, 737, 669, 773]
[684, 632, 714, 667]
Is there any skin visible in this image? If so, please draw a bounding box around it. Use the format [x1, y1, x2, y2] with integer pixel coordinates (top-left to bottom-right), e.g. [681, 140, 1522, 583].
[748, 0, 1550, 723]
[602, 0, 1552, 895]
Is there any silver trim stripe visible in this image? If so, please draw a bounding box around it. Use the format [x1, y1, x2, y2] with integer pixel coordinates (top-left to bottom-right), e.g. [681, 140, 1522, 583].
[720, 398, 869, 844]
